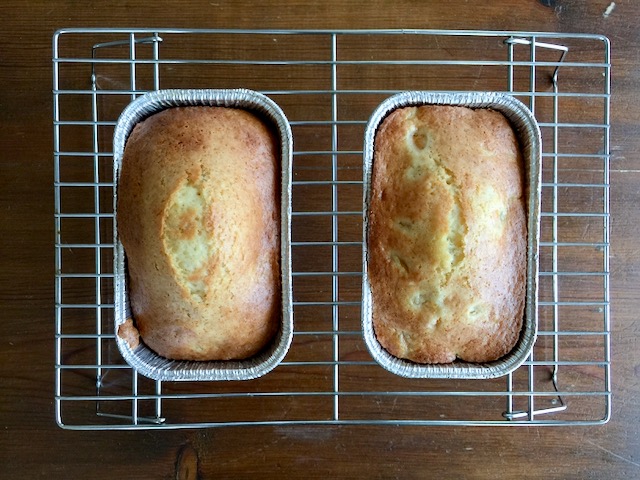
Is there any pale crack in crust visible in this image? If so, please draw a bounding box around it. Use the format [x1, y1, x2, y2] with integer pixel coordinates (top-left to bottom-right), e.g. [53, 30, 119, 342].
[162, 178, 214, 302]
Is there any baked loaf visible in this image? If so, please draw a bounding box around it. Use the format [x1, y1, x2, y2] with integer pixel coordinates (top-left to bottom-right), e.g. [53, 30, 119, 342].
[117, 106, 280, 361]
[368, 105, 526, 364]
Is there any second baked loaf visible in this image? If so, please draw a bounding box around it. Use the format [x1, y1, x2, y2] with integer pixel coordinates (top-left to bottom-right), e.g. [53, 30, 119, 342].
[368, 105, 526, 364]
[117, 106, 280, 361]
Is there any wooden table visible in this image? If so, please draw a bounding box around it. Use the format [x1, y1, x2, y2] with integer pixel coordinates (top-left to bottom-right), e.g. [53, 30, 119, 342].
[2, 1, 639, 478]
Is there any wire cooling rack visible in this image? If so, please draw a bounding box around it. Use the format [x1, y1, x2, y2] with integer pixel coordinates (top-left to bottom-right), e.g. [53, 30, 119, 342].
[53, 29, 611, 429]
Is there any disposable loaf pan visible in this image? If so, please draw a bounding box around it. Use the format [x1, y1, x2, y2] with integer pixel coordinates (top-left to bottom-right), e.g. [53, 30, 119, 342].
[113, 89, 293, 381]
[361, 91, 542, 379]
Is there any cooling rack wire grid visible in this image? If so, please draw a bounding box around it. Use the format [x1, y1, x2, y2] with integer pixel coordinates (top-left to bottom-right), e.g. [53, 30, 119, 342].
[53, 29, 611, 429]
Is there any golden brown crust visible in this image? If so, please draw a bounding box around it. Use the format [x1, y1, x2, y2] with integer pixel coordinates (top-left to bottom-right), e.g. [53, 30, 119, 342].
[117, 106, 280, 361]
[117, 318, 140, 350]
[368, 105, 526, 364]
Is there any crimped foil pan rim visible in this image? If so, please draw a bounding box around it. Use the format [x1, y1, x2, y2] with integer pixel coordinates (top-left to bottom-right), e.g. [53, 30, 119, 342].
[113, 88, 293, 381]
[361, 91, 541, 379]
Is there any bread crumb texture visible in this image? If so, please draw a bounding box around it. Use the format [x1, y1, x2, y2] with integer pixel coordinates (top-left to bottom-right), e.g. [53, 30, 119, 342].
[117, 107, 280, 361]
[369, 105, 526, 364]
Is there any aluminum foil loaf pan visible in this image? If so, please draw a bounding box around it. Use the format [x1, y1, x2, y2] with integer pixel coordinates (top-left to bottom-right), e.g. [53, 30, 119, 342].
[361, 91, 541, 379]
[113, 89, 293, 381]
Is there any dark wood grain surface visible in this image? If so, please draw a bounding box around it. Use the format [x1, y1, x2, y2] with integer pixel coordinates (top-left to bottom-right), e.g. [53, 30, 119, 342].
[2, 1, 639, 478]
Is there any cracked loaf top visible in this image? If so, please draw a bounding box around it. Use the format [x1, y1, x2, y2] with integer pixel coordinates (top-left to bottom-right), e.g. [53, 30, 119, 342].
[368, 105, 526, 364]
[117, 106, 281, 361]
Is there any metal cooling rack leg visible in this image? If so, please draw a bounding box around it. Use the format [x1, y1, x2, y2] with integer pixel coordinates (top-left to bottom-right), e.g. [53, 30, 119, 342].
[548, 37, 569, 420]
[503, 373, 567, 420]
[504, 37, 568, 85]
[331, 33, 340, 421]
[602, 39, 613, 422]
[503, 37, 569, 421]
[90, 33, 166, 426]
[90, 34, 163, 87]
[53, 33, 63, 425]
